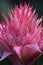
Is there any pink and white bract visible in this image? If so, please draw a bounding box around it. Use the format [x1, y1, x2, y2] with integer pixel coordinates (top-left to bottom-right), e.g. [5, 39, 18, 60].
[0, 3, 43, 65]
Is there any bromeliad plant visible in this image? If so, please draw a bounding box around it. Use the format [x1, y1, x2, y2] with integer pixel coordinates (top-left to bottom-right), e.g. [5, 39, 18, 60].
[0, 3, 43, 65]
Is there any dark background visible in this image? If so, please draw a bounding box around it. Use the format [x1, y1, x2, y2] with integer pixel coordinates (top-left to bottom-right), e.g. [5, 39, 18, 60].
[0, 0, 43, 65]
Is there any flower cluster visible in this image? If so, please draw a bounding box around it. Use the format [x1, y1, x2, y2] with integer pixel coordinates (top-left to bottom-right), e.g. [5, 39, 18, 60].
[0, 3, 43, 65]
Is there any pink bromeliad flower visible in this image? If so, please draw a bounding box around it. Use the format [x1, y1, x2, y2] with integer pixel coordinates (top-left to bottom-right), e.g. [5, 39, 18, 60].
[0, 3, 43, 65]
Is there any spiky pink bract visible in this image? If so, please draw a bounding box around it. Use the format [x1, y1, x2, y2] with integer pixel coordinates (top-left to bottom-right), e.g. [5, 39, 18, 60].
[0, 3, 43, 65]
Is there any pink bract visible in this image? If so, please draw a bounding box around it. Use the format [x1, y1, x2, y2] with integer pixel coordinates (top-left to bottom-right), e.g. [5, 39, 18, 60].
[0, 3, 43, 65]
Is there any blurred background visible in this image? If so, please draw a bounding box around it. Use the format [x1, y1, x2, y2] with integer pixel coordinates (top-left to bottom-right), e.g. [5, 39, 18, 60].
[0, 0, 43, 65]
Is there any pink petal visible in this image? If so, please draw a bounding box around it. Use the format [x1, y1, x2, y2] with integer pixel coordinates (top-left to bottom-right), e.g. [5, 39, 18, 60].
[13, 46, 21, 58]
[0, 52, 12, 61]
